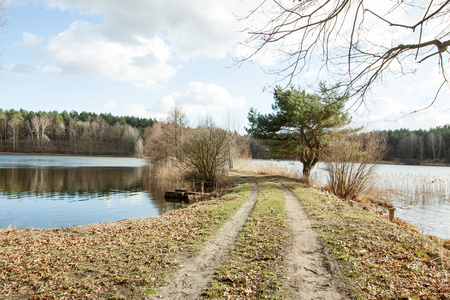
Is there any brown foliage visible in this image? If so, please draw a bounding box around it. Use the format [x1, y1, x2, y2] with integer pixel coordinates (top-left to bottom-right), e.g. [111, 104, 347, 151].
[180, 124, 229, 182]
[324, 132, 384, 199]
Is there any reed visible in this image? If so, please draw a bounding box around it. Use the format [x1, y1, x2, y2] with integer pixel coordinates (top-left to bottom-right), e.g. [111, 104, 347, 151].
[374, 173, 450, 205]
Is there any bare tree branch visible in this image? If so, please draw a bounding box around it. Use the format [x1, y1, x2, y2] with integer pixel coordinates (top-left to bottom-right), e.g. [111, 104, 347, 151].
[240, 0, 450, 105]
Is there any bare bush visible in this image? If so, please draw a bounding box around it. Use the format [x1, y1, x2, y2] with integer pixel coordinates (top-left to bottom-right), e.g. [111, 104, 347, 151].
[225, 132, 251, 169]
[324, 132, 384, 199]
[179, 122, 229, 182]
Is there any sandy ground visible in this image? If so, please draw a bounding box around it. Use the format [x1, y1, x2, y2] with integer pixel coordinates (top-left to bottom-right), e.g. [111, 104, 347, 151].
[149, 181, 259, 299]
[278, 182, 347, 299]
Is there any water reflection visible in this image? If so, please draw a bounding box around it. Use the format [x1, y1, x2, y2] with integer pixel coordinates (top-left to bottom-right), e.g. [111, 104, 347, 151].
[0, 167, 143, 196]
[0, 162, 186, 229]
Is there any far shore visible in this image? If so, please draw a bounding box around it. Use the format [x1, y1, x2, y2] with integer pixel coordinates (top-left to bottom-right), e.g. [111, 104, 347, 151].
[0, 152, 138, 158]
[2, 152, 449, 166]
[380, 159, 450, 167]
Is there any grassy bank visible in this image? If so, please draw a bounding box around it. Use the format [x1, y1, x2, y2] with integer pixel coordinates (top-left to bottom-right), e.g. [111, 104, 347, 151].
[281, 178, 450, 299]
[0, 178, 250, 299]
[204, 177, 287, 299]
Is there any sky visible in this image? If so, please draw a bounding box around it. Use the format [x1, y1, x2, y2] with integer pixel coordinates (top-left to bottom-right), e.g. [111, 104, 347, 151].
[0, 0, 449, 132]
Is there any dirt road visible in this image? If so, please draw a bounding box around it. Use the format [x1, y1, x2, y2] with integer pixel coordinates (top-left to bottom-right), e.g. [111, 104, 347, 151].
[149, 178, 345, 299]
[278, 182, 345, 299]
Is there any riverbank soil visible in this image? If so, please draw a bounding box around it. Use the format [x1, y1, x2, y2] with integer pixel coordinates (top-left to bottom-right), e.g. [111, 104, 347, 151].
[0, 173, 448, 299]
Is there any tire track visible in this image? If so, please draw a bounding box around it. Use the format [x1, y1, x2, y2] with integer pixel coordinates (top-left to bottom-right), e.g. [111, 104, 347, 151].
[277, 182, 347, 300]
[149, 180, 258, 300]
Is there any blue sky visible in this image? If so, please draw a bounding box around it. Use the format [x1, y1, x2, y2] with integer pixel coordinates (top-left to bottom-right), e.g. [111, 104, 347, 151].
[0, 0, 449, 132]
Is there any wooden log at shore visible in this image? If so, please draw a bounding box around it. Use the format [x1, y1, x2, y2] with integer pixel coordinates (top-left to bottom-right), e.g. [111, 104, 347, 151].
[164, 189, 211, 203]
[164, 190, 189, 201]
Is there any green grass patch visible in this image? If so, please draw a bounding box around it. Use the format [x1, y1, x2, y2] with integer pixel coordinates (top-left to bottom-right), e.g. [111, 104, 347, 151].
[280, 179, 450, 299]
[203, 177, 288, 299]
[0, 179, 250, 299]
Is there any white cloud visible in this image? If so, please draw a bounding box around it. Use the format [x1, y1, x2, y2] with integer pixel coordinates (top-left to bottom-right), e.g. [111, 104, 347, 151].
[406, 67, 447, 94]
[351, 96, 450, 131]
[31, 21, 181, 89]
[9, 0, 254, 87]
[41, 0, 249, 60]
[122, 103, 153, 119]
[148, 82, 247, 121]
[8, 60, 39, 75]
[15, 32, 43, 49]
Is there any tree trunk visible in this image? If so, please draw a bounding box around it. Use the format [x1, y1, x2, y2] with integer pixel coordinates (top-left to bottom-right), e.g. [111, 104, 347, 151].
[302, 164, 311, 181]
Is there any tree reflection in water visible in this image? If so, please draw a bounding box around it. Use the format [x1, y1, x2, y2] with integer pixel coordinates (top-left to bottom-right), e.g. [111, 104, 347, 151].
[0, 165, 186, 229]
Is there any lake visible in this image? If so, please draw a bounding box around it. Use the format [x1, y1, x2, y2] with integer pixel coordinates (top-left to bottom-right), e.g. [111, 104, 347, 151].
[0, 155, 185, 229]
[3, 155, 449, 239]
[246, 160, 450, 240]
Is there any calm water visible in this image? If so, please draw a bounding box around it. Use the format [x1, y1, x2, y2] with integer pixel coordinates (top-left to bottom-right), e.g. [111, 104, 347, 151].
[252, 160, 450, 239]
[0, 155, 185, 229]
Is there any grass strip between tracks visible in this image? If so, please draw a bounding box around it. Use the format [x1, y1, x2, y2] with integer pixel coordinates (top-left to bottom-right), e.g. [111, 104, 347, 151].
[203, 177, 288, 299]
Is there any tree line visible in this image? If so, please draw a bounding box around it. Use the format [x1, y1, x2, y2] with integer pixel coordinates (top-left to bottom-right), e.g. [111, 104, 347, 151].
[377, 126, 450, 164]
[0, 109, 155, 156]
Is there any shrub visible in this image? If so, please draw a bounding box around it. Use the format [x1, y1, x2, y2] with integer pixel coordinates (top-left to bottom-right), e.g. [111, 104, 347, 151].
[324, 132, 384, 199]
[180, 122, 229, 182]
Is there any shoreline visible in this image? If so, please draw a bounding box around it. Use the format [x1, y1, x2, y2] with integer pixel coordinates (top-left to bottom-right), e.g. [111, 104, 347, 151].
[0, 152, 137, 158]
[0, 173, 448, 299]
[380, 159, 450, 167]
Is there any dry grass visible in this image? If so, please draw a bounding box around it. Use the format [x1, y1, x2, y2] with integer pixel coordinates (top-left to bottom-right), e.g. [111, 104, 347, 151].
[233, 159, 324, 186]
[145, 159, 184, 182]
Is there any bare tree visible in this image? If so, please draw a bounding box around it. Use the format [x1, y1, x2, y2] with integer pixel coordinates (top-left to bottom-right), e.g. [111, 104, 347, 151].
[167, 104, 188, 160]
[224, 114, 251, 169]
[0, 110, 6, 148]
[144, 122, 177, 163]
[67, 119, 82, 154]
[428, 132, 437, 159]
[437, 133, 446, 159]
[397, 132, 418, 159]
[8, 118, 22, 153]
[122, 125, 140, 154]
[225, 132, 251, 170]
[30, 116, 51, 152]
[241, 0, 450, 106]
[0, 0, 6, 28]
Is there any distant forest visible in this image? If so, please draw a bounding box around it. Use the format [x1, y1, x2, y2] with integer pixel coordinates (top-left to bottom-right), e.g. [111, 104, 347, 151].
[0, 109, 155, 156]
[1, 108, 449, 164]
[377, 125, 450, 164]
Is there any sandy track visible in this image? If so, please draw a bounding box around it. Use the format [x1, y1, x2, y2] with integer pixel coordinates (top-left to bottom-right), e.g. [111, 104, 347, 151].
[278, 182, 347, 299]
[149, 180, 258, 299]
